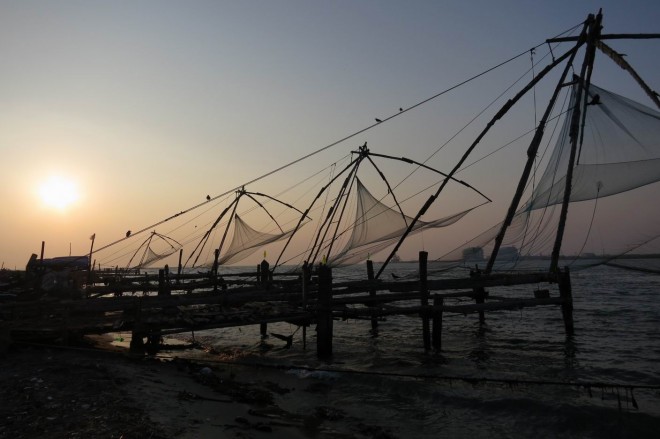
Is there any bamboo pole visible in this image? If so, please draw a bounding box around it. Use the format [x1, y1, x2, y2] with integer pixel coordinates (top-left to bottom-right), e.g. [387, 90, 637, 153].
[367, 259, 378, 333]
[316, 264, 333, 359]
[559, 267, 575, 335]
[419, 251, 430, 351]
[485, 21, 588, 273]
[377, 41, 583, 280]
[432, 295, 443, 352]
[551, 12, 602, 272]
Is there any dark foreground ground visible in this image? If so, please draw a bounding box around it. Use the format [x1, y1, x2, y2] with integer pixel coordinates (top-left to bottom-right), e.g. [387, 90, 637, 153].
[0, 338, 397, 439]
[0, 345, 168, 439]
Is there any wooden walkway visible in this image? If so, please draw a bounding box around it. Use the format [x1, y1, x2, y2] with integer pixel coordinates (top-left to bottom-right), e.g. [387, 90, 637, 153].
[0, 252, 574, 358]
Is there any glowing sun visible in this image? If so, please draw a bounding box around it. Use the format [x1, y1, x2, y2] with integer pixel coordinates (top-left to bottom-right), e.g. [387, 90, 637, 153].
[38, 176, 79, 210]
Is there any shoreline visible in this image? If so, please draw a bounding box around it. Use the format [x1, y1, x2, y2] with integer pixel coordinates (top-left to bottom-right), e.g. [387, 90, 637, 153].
[0, 336, 394, 439]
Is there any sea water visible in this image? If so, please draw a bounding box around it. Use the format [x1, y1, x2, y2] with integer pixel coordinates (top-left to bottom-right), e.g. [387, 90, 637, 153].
[171, 262, 660, 438]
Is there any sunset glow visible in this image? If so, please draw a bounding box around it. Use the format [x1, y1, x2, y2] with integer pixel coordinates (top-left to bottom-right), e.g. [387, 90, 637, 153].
[38, 176, 79, 210]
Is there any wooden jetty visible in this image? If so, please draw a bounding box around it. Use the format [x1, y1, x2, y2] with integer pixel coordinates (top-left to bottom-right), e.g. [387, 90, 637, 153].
[0, 252, 573, 359]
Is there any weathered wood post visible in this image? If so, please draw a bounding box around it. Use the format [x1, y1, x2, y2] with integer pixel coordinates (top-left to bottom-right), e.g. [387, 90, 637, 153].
[558, 267, 574, 336]
[302, 262, 309, 350]
[366, 259, 378, 333]
[260, 259, 270, 338]
[158, 269, 166, 296]
[260, 260, 270, 287]
[316, 263, 333, 359]
[432, 295, 443, 352]
[212, 249, 220, 292]
[419, 251, 431, 351]
[176, 249, 183, 284]
[129, 298, 145, 354]
[472, 267, 486, 325]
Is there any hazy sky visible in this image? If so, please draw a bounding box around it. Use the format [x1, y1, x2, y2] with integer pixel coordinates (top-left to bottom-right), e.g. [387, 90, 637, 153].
[1, 1, 658, 269]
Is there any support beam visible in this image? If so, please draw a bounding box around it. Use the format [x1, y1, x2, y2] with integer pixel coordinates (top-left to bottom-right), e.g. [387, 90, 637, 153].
[419, 251, 431, 351]
[432, 295, 443, 352]
[367, 259, 378, 333]
[558, 267, 575, 336]
[316, 264, 333, 359]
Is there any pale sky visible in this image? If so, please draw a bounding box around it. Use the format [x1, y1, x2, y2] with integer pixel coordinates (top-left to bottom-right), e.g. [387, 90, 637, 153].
[1, 1, 658, 269]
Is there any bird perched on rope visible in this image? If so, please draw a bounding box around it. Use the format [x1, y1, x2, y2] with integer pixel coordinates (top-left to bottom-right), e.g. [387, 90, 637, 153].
[126, 230, 131, 238]
[206, 195, 211, 201]
[375, 118, 382, 123]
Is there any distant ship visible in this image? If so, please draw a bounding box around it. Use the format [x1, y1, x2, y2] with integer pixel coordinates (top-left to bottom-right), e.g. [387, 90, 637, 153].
[391, 253, 401, 263]
[462, 247, 484, 262]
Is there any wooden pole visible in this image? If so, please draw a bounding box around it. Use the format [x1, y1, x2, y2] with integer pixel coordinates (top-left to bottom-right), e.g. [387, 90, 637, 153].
[471, 267, 487, 325]
[559, 267, 575, 336]
[551, 12, 601, 272]
[302, 262, 309, 350]
[87, 235, 95, 296]
[129, 298, 144, 354]
[419, 251, 431, 351]
[432, 295, 443, 352]
[177, 249, 183, 284]
[260, 260, 270, 288]
[485, 22, 587, 273]
[40, 241, 45, 261]
[475, 287, 486, 325]
[316, 263, 333, 359]
[367, 259, 378, 333]
[376, 42, 585, 280]
[158, 268, 171, 296]
[212, 249, 220, 291]
[260, 259, 270, 338]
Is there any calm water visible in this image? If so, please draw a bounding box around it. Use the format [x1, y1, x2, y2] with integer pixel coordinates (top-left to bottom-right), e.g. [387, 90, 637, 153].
[169, 261, 660, 438]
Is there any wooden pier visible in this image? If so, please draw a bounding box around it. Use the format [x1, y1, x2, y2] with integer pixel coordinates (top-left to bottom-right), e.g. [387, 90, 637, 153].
[0, 253, 574, 358]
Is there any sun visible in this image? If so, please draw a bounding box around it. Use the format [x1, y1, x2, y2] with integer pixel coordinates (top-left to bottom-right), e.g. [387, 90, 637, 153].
[38, 176, 79, 210]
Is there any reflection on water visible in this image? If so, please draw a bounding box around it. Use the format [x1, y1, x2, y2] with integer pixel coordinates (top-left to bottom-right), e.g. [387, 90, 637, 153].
[168, 261, 660, 437]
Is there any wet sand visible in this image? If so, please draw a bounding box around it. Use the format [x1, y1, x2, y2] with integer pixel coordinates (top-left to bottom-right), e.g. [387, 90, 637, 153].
[0, 337, 394, 439]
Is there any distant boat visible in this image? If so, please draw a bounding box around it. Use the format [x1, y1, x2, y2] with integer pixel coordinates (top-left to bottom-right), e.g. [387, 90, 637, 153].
[462, 247, 484, 262]
[391, 253, 401, 263]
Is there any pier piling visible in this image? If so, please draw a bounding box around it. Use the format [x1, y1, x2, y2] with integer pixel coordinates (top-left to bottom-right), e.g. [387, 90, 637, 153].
[432, 295, 443, 352]
[367, 260, 378, 333]
[559, 267, 574, 336]
[419, 251, 431, 352]
[316, 264, 333, 359]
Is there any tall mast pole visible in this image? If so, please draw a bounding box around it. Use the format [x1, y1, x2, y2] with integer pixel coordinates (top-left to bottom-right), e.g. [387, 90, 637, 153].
[550, 11, 602, 273]
[375, 43, 583, 279]
[485, 21, 589, 274]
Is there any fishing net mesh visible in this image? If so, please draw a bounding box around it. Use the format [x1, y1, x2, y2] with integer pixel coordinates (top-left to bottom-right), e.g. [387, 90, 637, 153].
[436, 82, 660, 272]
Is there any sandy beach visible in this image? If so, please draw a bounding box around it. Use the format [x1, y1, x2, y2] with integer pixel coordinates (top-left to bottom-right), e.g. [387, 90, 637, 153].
[0, 336, 396, 439]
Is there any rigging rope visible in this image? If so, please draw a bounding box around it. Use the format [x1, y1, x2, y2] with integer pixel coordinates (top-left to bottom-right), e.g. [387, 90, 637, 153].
[92, 27, 583, 258]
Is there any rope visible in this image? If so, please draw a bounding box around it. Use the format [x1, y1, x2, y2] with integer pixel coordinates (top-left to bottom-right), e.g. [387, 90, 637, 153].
[91, 42, 556, 258]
